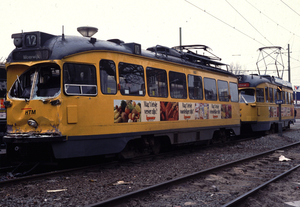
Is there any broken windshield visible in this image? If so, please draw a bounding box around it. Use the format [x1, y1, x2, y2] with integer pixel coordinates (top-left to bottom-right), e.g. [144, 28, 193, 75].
[9, 64, 61, 100]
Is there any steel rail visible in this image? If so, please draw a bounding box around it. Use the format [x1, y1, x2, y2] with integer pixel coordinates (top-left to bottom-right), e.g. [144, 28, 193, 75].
[88, 141, 300, 207]
[222, 164, 300, 207]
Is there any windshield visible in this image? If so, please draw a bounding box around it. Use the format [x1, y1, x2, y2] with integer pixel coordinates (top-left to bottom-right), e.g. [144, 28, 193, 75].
[239, 89, 255, 103]
[9, 64, 60, 100]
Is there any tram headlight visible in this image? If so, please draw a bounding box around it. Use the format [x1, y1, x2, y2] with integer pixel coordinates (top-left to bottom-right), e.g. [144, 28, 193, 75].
[14, 37, 22, 47]
[27, 119, 38, 129]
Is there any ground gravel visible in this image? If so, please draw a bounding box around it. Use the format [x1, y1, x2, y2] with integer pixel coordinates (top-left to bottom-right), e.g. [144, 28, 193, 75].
[1, 121, 300, 207]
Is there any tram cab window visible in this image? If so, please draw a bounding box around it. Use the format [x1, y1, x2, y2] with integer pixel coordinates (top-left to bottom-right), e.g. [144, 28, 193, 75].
[63, 63, 97, 96]
[188, 75, 203, 100]
[218, 80, 229, 102]
[269, 88, 273, 103]
[204, 78, 217, 101]
[169, 71, 187, 99]
[229, 82, 238, 102]
[9, 64, 61, 99]
[282, 91, 286, 104]
[119, 62, 145, 96]
[100, 60, 117, 94]
[256, 88, 264, 102]
[146, 67, 168, 97]
[239, 89, 255, 103]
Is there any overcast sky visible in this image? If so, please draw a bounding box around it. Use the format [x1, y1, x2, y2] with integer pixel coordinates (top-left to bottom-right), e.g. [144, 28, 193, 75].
[1, 0, 299, 86]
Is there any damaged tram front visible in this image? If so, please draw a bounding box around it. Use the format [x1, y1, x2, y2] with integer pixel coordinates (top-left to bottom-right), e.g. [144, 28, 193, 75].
[4, 62, 64, 160]
[4, 32, 67, 160]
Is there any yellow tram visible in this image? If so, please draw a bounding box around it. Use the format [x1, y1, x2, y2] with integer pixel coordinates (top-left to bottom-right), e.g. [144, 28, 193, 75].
[4, 27, 240, 160]
[238, 74, 294, 133]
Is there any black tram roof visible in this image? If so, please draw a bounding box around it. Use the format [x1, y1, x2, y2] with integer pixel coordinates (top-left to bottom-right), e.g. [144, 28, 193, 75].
[7, 31, 235, 77]
[237, 74, 292, 90]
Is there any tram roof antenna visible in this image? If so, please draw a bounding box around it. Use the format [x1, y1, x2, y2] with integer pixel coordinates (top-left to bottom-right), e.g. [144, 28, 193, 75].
[62, 25, 65, 41]
[256, 46, 285, 79]
[179, 27, 182, 52]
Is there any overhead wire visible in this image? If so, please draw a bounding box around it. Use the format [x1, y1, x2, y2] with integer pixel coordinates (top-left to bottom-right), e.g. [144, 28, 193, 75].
[280, 0, 300, 17]
[184, 0, 300, 71]
[225, 0, 273, 45]
[245, 0, 300, 65]
[245, 0, 300, 39]
[184, 0, 267, 46]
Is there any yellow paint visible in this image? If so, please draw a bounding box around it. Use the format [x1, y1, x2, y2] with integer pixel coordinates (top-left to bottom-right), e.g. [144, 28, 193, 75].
[67, 105, 78, 124]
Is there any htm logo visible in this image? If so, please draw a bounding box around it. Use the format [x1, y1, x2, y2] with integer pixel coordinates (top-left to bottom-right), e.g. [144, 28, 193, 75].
[21, 108, 36, 115]
[25, 110, 36, 115]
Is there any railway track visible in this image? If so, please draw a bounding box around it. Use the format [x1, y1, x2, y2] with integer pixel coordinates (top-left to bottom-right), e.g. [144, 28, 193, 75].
[88, 141, 300, 207]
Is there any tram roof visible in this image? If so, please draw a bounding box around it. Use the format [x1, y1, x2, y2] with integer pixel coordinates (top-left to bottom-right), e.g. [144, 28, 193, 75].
[7, 31, 235, 77]
[237, 74, 292, 89]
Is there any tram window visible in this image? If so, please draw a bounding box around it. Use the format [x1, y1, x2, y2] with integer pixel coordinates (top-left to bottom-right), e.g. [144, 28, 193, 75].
[282, 91, 286, 103]
[169, 71, 187, 99]
[188, 75, 203, 100]
[274, 89, 278, 102]
[146, 67, 168, 97]
[100, 60, 117, 95]
[36, 66, 61, 98]
[63, 63, 97, 96]
[239, 89, 255, 103]
[218, 80, 229, 102]
[10, 68, 35, 99]
[10, 64, 61, 99]
[204, 78, 217, 101]
[256, 88, 264, 102]
[265, 87, 269, 102]
[229, 82, 238, 102]
[269, 88, 273, 103]
[119, 62, 145, 96]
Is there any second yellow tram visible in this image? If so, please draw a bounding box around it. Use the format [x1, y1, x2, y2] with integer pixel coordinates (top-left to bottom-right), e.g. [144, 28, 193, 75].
[238, 74, 294, 133]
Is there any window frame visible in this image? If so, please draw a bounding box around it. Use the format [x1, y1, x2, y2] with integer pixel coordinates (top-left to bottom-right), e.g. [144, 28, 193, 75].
[265, 87, 269, 102]
[229, 82, 239, 102]
[269, 88, 273, 103]
[99, 59, 117, 95]
[188, 74, 203, 100]
[118, 62, 145, 96]
[256, 88, 264, 102]
[169, 71, 187, 99]
[63, 62, 97, 96]
[146, 67, 168, 98]
[217, 80, 229, 102]
[204, 77, 217, 101]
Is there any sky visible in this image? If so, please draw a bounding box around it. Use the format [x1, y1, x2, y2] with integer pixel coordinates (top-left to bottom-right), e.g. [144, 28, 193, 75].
[0, 0, 300, 86]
